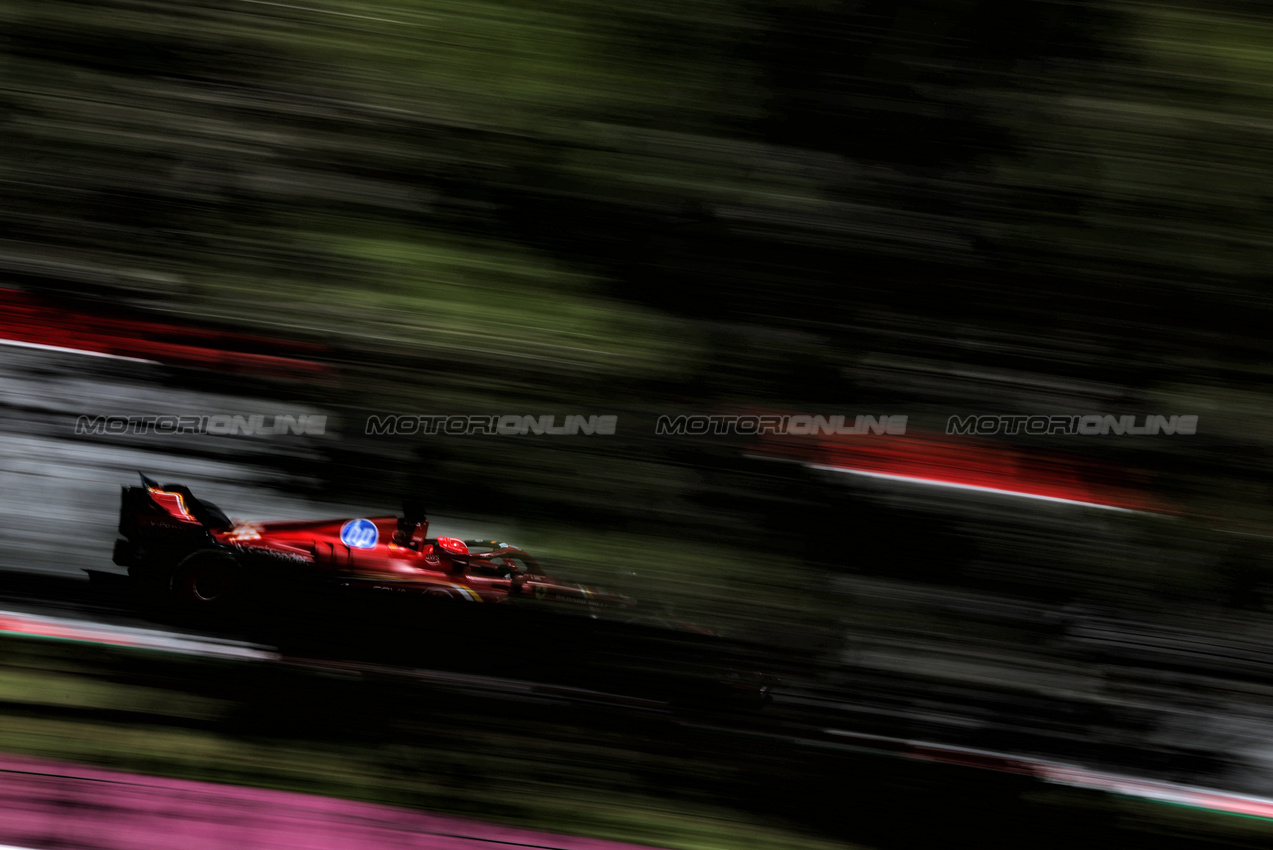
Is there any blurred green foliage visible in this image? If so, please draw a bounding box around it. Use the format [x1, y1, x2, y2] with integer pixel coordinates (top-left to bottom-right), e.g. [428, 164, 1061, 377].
[7, 634, 1273, 850]
[3, 0, 1272, 602]
[0, 636, 860, 850]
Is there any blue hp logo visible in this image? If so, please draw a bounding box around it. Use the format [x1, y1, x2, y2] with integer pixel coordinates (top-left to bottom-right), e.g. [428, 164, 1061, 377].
[340, 518, 379, 549]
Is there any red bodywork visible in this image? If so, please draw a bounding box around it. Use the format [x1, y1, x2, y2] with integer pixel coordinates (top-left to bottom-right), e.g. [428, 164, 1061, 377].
[107, 475, 776, 708]
[113, 476, 634, 612]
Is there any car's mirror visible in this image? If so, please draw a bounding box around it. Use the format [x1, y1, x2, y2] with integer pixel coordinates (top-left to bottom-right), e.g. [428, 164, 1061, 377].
[402, 499, 426, 526]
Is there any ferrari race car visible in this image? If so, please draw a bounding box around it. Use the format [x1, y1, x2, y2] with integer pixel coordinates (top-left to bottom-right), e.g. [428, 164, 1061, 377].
[108, 474, 634, 615]
[103, 475, 773, 707]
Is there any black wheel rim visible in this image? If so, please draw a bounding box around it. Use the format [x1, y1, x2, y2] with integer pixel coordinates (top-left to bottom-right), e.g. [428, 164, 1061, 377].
[191, 566, 228, 602]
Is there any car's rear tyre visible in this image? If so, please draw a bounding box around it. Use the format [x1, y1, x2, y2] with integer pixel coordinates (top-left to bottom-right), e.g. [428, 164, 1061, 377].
[173, 551, 242, 614]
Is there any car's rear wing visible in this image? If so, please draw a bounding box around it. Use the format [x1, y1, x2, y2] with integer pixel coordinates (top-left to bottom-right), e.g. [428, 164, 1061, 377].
[118, 473, 233, 539]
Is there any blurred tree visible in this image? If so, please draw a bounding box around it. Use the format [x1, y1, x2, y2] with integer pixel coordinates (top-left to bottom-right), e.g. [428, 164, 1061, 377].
[2, 0, 1271, 548]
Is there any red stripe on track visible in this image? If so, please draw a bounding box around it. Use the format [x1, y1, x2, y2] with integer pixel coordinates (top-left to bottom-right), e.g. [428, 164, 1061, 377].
[0, 288, 336, 381]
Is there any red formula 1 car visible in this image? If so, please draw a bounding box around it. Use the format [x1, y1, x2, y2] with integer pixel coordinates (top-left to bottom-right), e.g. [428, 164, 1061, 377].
[108, 474, 634, 616]
[104, 475, 773, 708]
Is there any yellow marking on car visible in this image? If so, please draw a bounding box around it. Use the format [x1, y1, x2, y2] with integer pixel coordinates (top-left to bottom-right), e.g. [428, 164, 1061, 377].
[451, 585, 483, 602]
[147, 486, 193, 519]
[346, 569, 483, 601]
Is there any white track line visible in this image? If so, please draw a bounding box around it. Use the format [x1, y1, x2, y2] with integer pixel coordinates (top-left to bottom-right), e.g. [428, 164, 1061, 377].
[0, 338, 158, 364]
[806, 463, 1138, 511]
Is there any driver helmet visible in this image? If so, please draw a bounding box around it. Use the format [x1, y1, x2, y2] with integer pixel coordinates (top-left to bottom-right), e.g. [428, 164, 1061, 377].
[436, 537, 468, 557]
[423, 536, 469, 570]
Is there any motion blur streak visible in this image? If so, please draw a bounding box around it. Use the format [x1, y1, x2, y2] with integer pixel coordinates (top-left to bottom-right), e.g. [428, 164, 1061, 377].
[747, 426, 1170, 512]
[0, 289, 333, 378]
[0, 609, 277, 660]
[0, 754, 656, 850]
[3, 0, 1273, 848]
